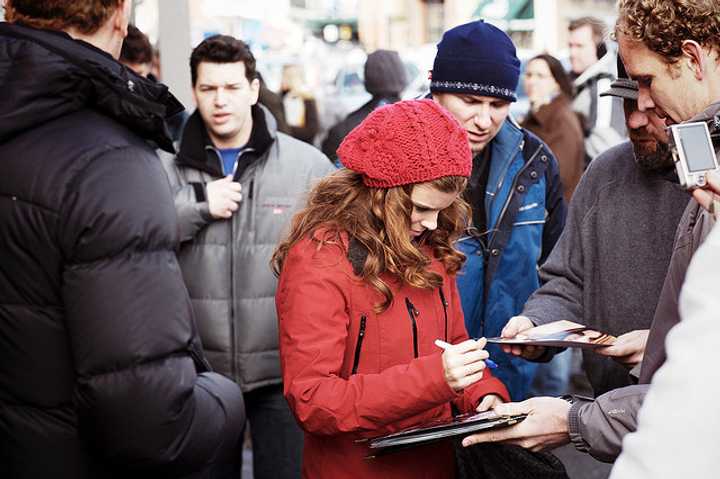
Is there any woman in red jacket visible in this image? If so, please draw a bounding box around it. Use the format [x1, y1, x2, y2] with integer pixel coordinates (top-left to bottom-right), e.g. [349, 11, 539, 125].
[272, 99, 510, 479]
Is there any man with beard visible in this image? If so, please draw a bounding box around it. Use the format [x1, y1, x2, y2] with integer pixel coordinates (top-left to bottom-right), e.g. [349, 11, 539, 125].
[459, 70, 690, 462]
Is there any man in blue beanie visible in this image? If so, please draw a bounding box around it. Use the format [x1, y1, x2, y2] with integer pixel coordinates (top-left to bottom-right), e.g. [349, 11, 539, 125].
[431, 20, 566, 401]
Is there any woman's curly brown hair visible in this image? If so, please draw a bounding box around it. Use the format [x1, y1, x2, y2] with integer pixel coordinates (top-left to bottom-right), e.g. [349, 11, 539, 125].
[5, 0, 123, 35]
[271, 169, 469, 313]
[616, 0, 720, 63]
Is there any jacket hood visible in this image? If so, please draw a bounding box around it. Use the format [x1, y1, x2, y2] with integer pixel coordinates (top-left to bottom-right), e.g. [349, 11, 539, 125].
[175, 104, 276, 177]
[0, 23, 184, 152]
[364, 49, 408, 96]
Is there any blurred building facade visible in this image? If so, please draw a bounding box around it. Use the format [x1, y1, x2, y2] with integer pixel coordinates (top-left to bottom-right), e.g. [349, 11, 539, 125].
[358, 0, 617, 55]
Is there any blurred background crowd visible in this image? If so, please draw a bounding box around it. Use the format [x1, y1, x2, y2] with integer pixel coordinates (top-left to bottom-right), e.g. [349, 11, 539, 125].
[121, 0, 618, 146]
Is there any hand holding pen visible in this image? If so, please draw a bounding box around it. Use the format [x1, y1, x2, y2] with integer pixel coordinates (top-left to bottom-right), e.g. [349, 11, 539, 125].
[435, 338, 495, 392]
[435, 339, 498, 369]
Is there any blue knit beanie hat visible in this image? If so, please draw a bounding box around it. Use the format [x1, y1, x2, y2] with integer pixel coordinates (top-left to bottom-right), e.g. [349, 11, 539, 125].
[430, 20, 520, 102]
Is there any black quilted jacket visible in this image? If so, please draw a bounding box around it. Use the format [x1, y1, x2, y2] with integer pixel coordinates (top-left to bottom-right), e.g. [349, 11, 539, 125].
[0, 23, 244, 479]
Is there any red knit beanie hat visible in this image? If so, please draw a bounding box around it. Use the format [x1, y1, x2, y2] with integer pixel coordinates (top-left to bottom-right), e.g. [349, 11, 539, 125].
[337, 99, 471, 187]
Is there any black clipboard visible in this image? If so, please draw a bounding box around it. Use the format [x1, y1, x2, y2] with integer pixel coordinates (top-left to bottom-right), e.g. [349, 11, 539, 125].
[360, 411, 527, 457]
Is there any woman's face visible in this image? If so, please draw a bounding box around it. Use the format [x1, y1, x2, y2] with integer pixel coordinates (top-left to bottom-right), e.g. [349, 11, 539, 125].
[409, 183, 459, 239]
[524, 59, 560, 105]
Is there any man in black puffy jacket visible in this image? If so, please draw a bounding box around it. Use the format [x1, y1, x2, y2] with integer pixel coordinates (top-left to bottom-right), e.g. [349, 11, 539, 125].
[321, 49, 409, 165]
[0, 1, 245, 478]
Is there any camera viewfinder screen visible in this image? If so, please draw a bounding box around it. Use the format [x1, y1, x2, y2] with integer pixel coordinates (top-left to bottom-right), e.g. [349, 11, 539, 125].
[679, 124, 717, 172]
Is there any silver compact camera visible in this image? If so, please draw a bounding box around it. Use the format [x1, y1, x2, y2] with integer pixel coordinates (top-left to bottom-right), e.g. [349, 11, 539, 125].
[669, 121, 719, 190]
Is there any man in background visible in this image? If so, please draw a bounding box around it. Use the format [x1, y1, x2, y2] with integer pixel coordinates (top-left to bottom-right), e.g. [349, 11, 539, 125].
[568, 16, 626, 162]
[119, 24, 153, 77]
[430, 20, 566, 401]
[322, 49, 408, 165]
[119, 24, 186, 141]
[161, 34, 334, 479]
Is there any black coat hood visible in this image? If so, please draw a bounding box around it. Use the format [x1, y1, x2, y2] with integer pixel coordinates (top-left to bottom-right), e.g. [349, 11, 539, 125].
[0, 23, 183, 152]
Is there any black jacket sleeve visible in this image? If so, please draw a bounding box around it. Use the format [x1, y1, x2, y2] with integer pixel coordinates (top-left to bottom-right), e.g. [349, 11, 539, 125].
[539, 144, 567, 266]
[321, 123, 344, 164]
[57, 146, 244, 474]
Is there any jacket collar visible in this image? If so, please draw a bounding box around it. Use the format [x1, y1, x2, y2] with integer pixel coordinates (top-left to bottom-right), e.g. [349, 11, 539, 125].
[486, 118, 525, 197]
[347, 237, 368, 277]
[176, 104, 276, 177]
[573, 50, 616, 89]
[0, 23, 183, 152]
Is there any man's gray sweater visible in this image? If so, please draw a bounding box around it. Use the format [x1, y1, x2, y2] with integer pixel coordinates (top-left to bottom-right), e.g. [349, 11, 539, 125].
[522, 140, 689, 397]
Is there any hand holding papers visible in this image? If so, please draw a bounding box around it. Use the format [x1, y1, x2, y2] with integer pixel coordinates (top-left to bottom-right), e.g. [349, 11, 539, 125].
[362, 410, 528, 457]
[460, 397, 571, 452]
[487, 320, 616, 350]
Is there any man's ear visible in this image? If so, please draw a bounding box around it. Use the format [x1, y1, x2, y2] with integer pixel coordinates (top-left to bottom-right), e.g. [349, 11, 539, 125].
[681, 40, 706, 80]
[250, 77, 260, 106]
[112, 0, 132, 36]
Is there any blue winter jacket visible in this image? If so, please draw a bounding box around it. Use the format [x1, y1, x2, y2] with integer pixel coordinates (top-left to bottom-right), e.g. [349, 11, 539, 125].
[456, 118, 566, 401]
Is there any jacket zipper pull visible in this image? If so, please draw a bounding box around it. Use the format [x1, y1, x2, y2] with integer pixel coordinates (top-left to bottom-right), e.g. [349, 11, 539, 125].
[248, 179, 255, 200]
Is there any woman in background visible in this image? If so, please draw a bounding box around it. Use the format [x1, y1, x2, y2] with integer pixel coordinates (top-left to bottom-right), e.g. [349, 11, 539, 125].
[280, 63, 320, 144]
[522, 54, 585, 203]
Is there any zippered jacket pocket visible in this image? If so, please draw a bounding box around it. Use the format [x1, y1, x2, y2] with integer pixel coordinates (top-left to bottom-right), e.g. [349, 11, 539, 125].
[351, 315, 367, 375]
[405, 298, 419, 358]
[439, 288, 448, 342]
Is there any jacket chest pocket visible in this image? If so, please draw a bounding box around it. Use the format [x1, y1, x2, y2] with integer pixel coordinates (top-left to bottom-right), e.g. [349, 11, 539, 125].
[512, 185, 547, 227]
[345, 311, 379, 377]
[261, 195, 297, 218]
[350, 314, 367, 375]
[256, 195, 298, 240]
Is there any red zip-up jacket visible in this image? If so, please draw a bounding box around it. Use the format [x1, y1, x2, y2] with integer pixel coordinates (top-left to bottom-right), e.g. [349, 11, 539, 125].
[276, 231, 510, 478]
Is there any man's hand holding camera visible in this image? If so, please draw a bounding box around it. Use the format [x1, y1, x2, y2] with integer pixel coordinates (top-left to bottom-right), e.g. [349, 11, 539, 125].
[692, 171, 720, 220]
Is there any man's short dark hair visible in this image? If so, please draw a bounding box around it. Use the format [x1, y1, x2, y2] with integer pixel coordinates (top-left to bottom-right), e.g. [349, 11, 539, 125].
[569, 16, 607, 46]
[190, 35, 256, 86]
[120, 24, 153, 65]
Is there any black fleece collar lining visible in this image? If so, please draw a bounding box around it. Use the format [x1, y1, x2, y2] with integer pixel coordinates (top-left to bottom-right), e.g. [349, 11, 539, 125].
[0, 23, 183, 152]
[176, 105, 275, 177]
[347, 237, 369, 277]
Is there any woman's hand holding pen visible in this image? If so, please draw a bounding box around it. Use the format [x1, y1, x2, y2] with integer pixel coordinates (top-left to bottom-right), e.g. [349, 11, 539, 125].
[438, 338, 491, 392]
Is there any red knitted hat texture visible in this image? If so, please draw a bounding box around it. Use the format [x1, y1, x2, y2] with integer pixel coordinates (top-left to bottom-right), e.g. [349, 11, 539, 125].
[337, 99, 472, 187]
